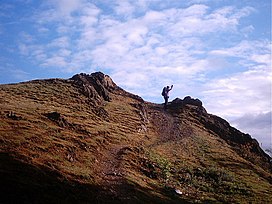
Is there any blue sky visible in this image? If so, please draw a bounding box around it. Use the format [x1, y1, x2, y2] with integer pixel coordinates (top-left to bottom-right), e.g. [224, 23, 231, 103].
[0, 0, 271, 150]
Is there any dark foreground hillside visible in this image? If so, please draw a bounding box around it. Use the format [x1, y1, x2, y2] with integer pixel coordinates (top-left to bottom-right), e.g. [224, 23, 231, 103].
[0, 72, 271, 203]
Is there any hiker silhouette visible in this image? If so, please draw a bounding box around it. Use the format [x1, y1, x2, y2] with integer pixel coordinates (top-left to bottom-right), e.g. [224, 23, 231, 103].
[161, 85, 173, 109]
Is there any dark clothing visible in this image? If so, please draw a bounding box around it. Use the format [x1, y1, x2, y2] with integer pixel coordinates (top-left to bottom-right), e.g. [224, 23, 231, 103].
[163, 95, 169, 109]
[162, 85, 173, 109]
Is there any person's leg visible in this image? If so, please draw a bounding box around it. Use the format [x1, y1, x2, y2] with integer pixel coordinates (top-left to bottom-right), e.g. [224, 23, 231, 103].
[164, 96, 168, 109]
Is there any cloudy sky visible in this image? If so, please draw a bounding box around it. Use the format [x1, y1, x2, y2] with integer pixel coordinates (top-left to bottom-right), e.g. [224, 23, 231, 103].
[0, 0, 271, 150]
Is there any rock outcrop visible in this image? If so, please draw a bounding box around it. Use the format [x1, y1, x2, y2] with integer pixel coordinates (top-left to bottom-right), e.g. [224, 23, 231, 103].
[168, 96, 271, 172]
[70, 72, 117, 105]
[171, 96, 203, 107]
[169, 96, 207, 115]
[202, 114, 272, 171]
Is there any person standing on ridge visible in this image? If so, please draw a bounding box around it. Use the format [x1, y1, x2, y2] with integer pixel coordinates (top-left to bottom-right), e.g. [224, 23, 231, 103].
[162, 85, 173, 109]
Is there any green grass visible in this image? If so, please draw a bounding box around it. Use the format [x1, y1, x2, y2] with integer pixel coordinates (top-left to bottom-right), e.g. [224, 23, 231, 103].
[140, 147, 254, 203]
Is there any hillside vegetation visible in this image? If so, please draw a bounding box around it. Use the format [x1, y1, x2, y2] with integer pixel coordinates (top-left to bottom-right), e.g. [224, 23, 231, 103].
[0, 72, 271, 203]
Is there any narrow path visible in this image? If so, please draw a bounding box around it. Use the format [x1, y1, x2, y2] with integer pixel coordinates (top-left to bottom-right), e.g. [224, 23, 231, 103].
[99, 145, 124, 181]
[93, 102, 193, 201]
[148, 105, 193, 146]
[94, 144, 134, 201]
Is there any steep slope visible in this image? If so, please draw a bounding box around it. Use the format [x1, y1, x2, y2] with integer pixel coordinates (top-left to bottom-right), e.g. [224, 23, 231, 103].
[0, 72, 271, 203]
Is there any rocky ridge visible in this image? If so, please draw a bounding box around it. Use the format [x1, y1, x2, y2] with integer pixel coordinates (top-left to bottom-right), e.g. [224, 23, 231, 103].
[0, 72, 271, 203]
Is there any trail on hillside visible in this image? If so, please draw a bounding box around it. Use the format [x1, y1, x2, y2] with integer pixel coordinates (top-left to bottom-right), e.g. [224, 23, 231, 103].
[95, 104, 192, 200]
[147, 104, 193, 145]
[93, 103, 188, 200]
[94, 143, 144, 202]
[94, 144, 126, 199]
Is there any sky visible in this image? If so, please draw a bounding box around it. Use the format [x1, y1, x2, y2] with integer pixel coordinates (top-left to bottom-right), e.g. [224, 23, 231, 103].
[0, 0, 271, 151]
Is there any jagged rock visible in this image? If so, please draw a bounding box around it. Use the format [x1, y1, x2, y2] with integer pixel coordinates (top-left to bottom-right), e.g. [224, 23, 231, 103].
[172, 96, 202, 107]
[6, 111, 22, 120]
[93, 106, 109, 120]
[171, 98, 183, 105]
[183, 96, 202, 107]
[44, 111, 70, 127]
[71, 72, 117, 105]
[133, 103, 149, 124]
[170, 96, 207, 114]
[71, 71, 144, 104]
[91, 72, 116, 91]
[45, 111, 61, 121]
[67, 154, 74, 162]
[138, 124, 147, 133]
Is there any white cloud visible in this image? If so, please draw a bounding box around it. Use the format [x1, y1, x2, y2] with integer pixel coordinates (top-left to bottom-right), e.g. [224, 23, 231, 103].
[19, 32, 35, 43]
[210, 40, 270, 60]
[25, 2, 256, 78]
[143, 10, 167, 22]
[47, 0, 83, 17]
[241, 25, 254, 37]
[59, 49, 71, 57]
[15, 1, 264, 89]
[112, 70, 149, 89]
[31, 48, 47, 61]
[36, 0, 88, 25]
[37, 27, 50, 33]
[250, 54, 270, 64]
[183, 4, 209, 16]
[18, 43, 29, 56]
[202, 67, 271, 118]
[79, 3, 100, 27]
[35, 8, 60, 24]
[114, 1, 135, 17]
[41, 56, 68, 68]
[189, 0, 214, 3]
[48, 36, 70, 48]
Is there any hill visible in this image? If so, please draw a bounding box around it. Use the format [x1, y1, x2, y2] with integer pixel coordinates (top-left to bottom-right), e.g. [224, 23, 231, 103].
[0, 72, 271, 203]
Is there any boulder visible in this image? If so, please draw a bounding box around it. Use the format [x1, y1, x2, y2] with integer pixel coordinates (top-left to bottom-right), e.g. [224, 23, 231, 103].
[171, 96, 202, 107]
[71, 72, 117, 104]
[183, 96, 202, 107]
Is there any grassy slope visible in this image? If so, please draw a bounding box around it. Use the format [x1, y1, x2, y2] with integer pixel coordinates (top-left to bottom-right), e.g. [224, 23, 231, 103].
[0, 78, 271, 203]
